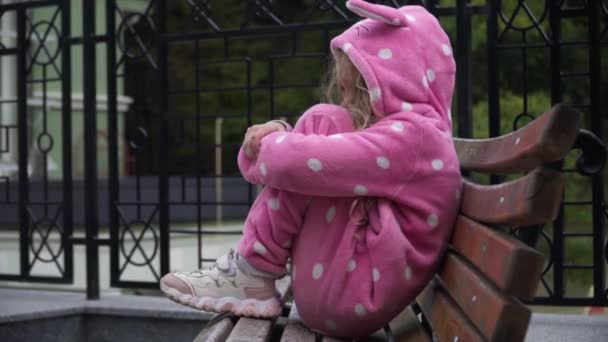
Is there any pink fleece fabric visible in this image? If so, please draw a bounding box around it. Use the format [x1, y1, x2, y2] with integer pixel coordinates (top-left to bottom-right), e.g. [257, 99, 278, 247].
[237, 2, 460, 338]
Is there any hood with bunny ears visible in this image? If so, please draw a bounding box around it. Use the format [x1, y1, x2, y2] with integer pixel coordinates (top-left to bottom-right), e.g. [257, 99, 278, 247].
[331, 0, 456, 128]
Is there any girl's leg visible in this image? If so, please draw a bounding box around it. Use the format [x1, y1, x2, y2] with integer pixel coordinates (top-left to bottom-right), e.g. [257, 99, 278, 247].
[238, 108, 356, 276]
[160, 107, 355, 317]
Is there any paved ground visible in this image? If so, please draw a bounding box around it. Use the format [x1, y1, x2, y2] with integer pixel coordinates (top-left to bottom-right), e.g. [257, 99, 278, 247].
[1, 288, 607, 341]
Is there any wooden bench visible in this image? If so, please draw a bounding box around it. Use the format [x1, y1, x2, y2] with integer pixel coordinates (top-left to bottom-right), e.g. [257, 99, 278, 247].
[194, 105, 596, 342]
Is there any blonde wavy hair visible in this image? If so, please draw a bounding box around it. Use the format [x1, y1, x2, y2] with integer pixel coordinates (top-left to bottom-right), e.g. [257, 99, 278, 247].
[322, 50, 377, 225]
[323, 50, 377, 130]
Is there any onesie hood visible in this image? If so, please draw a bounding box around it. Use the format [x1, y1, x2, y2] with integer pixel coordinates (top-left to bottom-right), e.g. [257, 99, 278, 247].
[330, 0, 456, 126]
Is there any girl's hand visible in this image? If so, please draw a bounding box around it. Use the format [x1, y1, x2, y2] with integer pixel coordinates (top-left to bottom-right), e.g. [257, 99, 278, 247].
[242, 121, 287, 159]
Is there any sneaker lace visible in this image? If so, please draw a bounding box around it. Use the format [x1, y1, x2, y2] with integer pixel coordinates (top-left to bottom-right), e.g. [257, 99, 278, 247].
[189, 249, 236, 279]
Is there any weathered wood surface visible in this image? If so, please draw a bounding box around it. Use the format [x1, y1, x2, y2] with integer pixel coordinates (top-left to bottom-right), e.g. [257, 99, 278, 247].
[388, 306, 431, 342]
[280, 304, 316, 342]
[418, 282, 485, 342]
[450, 215, 545, 301]
[193, 316, 235, 342]
[276, 275, 292, 302]
[460, 167, 564, 227]
[455, 105, 581, 174]
[227, 317, 273, 342]
[438, 253, 531, 341]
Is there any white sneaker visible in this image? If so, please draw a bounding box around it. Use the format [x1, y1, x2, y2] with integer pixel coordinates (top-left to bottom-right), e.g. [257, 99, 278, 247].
[160, 249, 282, 318]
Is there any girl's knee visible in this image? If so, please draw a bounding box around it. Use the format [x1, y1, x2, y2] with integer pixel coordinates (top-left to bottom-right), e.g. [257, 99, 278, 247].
[293, 103, 355, 135]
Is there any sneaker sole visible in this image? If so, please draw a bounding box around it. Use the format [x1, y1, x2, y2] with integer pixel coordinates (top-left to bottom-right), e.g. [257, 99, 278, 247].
[160, 283, 282, 318]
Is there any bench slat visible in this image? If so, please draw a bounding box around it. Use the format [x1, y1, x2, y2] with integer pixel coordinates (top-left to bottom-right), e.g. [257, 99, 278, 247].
[460, 167, 564, 227]
[227, 317, 272, 342]
[455, 105, 581, 174]
[450, 215, 544, 300]
[193, 316, 235, 342]
[438, 252, 531, 341]
[417, 281, 485, 342]
[280, 304, 316, 342]
[388, 306, 431, 342]
[276, 275, 292, 302]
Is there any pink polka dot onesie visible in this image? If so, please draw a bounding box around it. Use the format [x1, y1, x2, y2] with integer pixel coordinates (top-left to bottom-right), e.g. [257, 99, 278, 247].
[237, 1, 461, 338]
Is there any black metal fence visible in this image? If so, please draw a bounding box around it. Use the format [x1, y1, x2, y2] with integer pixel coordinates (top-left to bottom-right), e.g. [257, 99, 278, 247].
[0, 0, 605, 307]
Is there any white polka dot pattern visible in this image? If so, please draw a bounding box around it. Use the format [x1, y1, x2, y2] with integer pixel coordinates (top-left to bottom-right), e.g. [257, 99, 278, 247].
[354, 185, 368, 195]
[268, 197, 280, 211]
[427, 214, 439, 228]
[378, 48, 392, 60]
[373, 268, 381, 282]
[432, 159, 444, 170]
[254, 241, 267, 255]
[370, 87, 382, 101]
[355, 304, 367, 317]
[307, 158, 323, 172]
[426, 69, 436, 82]
[442, 44, 452, 56]
[391, 122, 405, 132]
[404, 265, 412, 280]
[260, 162, 267, 176]
[347, 259, 357, 272]
[402, 101, 413, 112]
[313, 263, 323, 279]
[343, 42, 352, 52]
[326, 206, 336, 223]
[376, 156, 390, 169]
[405, 14, 416, 22]
[275, 135, 286, 144]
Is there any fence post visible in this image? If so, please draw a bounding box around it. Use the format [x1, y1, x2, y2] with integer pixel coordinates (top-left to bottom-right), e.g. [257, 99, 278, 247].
[157, 0, 170, 279]
[215, 117, 223, 226]
[16, 7, 29, 280]
[456, 0, 473, 139]
[588, 0, 605, 306]
[83, 0, 99, 300]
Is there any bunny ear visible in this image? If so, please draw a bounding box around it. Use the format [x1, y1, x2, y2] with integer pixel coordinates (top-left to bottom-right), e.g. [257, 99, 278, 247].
[346, 0, 406, 26]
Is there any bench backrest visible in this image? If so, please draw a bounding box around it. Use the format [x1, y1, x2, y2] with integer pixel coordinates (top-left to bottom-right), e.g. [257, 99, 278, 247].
[417, 105, 582, 342]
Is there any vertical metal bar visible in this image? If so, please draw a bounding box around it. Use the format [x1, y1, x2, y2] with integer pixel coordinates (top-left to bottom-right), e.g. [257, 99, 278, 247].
[157, 0, 170, 278]
[83, 0, 99, 299]
[16, 8, 29, 279]
[106, 0, 119, 286]
[246, 58, 253, 207]
[486, 0, 501, 185]
[548, 0, 563, 302]
[456, 0, 472, 138]
[486, 0, 499, 138]
[588, 0, 605, 306]
[194, 39, 202, 268]
[424, 0, 438, 15]
[61, 0, 73, 282]
[549, 2, 562, 104]
[269, 59, 275, 120]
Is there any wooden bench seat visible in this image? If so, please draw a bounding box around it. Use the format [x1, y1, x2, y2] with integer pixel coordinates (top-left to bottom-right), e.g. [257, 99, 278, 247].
[193, 105, 591, 342]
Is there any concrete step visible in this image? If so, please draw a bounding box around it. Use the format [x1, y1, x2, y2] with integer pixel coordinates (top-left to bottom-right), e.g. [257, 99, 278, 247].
[1, 288, 607, 342]
[0, 288, 212, 342]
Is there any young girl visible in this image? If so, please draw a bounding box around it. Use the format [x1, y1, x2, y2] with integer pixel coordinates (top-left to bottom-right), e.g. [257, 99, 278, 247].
[160, 1, 460, 338]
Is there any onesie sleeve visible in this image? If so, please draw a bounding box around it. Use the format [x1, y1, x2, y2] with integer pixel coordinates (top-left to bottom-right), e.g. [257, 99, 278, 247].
[238, 109, 424, 199]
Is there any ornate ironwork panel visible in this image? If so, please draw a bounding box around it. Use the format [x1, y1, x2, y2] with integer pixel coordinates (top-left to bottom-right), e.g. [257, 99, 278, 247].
[0, 0, 72, 284]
